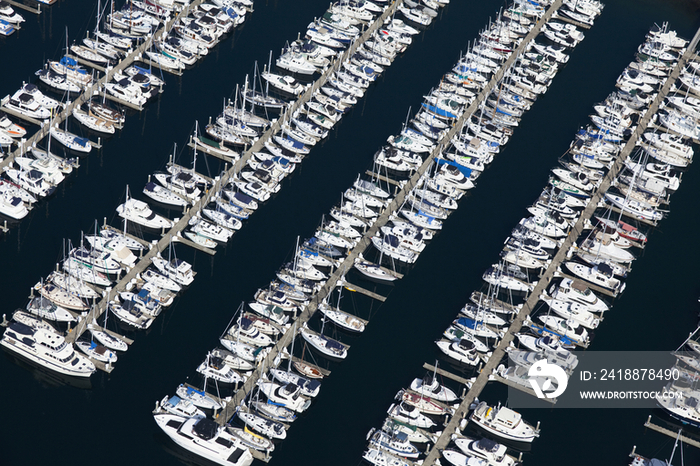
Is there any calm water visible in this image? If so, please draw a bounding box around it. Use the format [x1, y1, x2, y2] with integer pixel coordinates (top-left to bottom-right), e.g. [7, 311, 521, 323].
[1, 1, 700, 465]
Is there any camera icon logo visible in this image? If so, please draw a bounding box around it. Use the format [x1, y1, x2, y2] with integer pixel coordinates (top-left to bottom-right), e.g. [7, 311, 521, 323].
[528, 360, 568, 399]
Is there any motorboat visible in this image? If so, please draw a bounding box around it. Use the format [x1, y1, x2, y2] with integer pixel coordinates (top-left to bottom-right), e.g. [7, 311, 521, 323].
[469, 402, 539, 443]
[68, 246, 122, 275]
[386, 402, 435, 429]
[269, 368, 320, 398]
[238, 411, 286, 440]
[26, 294, 78, 322]
[154, 414, 254, 466]
[117, 198, 174, 230]
[109, 299, 155, 330]
[196, 354, 246, 385]
[537, 315, 590, 344]
[0, 322, 95, 377]
[257, 381, 311, 412]
[368, 429, 420, 459]
[362, 448, 412, 466]
[542, 298, 601, 329]
[3, 168, 55, 198]
[563, 261, 625, 294]
[5, 89, 51, 120]
[152, 255, 196, 287]
[545, 277, 609, 312]
[76, 340, 118, 364]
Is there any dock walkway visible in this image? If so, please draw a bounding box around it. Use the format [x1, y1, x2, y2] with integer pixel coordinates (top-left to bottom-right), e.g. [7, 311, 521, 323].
[420, 18, 700, 466]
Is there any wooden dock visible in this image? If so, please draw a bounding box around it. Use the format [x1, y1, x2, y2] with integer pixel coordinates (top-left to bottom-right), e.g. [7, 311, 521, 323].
[421, 14, 700, 466]
[5, 0, 41, 14]
[422, 363, 473, 387]
[644, 415, 700, 449]
[341, 281, 387, 302]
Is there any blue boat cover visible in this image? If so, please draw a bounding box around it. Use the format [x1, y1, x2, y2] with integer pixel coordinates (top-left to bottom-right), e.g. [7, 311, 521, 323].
[436, 158, 472, 177]
[421, 102, 457, 119]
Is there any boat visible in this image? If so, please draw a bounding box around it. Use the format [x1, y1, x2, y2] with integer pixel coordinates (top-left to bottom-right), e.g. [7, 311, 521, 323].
[0, 322, 95, 377]
[26, 294, 77, 322]
[76, 340, 118, 364]
[257, 381, 311, 412]
[154, 414, 254, 466]
[386, 402, 436, 429]
[563, 261, 625, 294]
[152, 255, 196, 287]
[469, 402, 539, 443]
[400, 390, 449, 416]
[237, 411, 286, 440]
[368, 428, 421, 459]
[536, 315, 590, 344]
[410, 372, 458, 402]
[117, 197, 174, 230]
[35, 281, 88, 314]
[452, 435, 519, 466]
[362, 447, 412, 466]
[300, 325, 348, 360]
[176, 384, 222, 410]
[196, 354, 246, 385]
[109, 299, 155, 330]
[545, 278, 609, 312]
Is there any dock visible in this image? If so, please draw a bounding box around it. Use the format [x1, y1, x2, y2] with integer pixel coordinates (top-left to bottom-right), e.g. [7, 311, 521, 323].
[341, 281, 387, 302]
[422, 363, 473, 387]
[4, 0, 41, 15]
[420, 14, 700, 466]
[643, 415, 700, 449]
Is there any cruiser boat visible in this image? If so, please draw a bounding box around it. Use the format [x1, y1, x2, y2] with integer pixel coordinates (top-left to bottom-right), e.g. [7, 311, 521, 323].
[0, 190, 29, 220]
[363, 448, 412, 466]
[368, 429, 420, 459]
[436, 338, 481, 365]
[154, 414, 254, 466]
[117, 197, 174, 230]
[109, 299, 155, 330]
[176, 384, 222, 410]
[68, 246, 122, 275]
[563, 261, 625, 294]
[515, 333, 574, 354]
[1, 322, 95, 377]
[196, 354, 245, 385]
[257, 381, 311, 412]
[537, 315, 589, 344]
[469, 402, 539, 443]
[545, 278, 609, 312]
[5, 88, 51, 120]
[269, 368, 320, 397]
[237, 411, 286, 440]
[386, 401, 436, 429]
[542, 298, 601, 329]
[152, 255, 195, 287]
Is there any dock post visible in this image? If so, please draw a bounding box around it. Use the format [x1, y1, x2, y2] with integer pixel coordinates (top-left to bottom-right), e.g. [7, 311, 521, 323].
[2, 314, 6, 326]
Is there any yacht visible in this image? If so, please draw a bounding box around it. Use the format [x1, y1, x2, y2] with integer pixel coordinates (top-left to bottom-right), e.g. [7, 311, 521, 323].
[452, 435, 518, 466]
[0, 322, 95, 377]
[152, 255, 196, 287]
[257, 381, 311, 412]
[300, 326, 348, 359]
[154, 414, 254, 466]
[469, 402, 539, 443]
[5, 89, 51, 120]
[537, 315, 589, 344]
[117, 198, 174, 230]
[386, 402, 435, 429]
[436, 339, 481, 365]
[368, 429, 420, 459]
[269, 368, 320, 397]
[410, 373, 458, 402]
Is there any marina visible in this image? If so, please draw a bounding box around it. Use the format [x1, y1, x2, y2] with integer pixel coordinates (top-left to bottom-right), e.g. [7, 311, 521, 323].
[2, 1, 700, 466]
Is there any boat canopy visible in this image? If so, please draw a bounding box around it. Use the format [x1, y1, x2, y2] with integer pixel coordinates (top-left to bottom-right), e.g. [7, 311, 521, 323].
[192, 417, 218, 440]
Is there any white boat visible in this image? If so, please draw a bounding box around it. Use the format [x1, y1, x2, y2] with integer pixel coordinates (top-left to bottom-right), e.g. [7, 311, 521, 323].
[435, 339, 480, 365]
[76, 340, 118, 364]
[26, 295, 77, 322]
[152, 255, 196, 287]
[176, 384, 222, 410]
[469, 402, 539, 443]
[452, 435, 518, 466]
[1, 322, 95, 377]
[117, 197, 174, 230]
[237, 411, 286, 440]
[189, 215, 233, 243]
[563, 261, 625, 294]
[35, 281, 87, 313]
[363, 447, 412, 466]
[68, 246, 122, 275]
[386, 402, 435, 429]
[63, 259, 112, 287]
[154, 414, 254, 466]
[354, 255, 399, 282]
[537, 315, 590, 344]
[72, 107, 116, 134]
[87, 324, 129, 352]
[50, 127, 92, 153]
[0, 190, 29, 219]
[269, 367, 320, 397]
[545, 278, 609, 312]
[4, 89, 51, 119]
[14, 155, 66, 186]
[109, 300, 155, 330]
[410, 373, 458, 402]
[3, 168, 55, 198]
[543, 298, 601, 329]
[300, 326, 347, 359]
[442, 449, 490, 466]
[368, 429, 421, 459]
[318, 301, 365, 332]
[257, 381, 311, 412]
[196, 354, 246, 385]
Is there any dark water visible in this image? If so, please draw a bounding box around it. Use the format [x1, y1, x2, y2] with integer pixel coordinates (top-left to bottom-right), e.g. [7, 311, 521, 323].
[1, 0, 700, 465]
